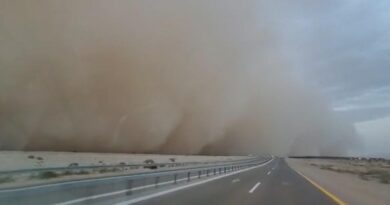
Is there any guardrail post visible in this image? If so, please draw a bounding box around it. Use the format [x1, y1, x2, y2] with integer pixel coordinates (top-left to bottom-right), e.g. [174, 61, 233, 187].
[174, 173, 177, 184]
[198, 170, 201, 179]
[155, 176, 160, 188]
[126, 179, 133, 195]
[224, 167, 226, 173]
[206, 169, 209, 177]
[214, 168, 216, 175]
[187, 172, 191, 182]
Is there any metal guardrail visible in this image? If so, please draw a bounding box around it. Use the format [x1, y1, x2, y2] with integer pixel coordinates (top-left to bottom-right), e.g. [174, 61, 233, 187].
[0, 157, 270, 192]
[0, 156, 272, 205]
[120, 157, 271, 192]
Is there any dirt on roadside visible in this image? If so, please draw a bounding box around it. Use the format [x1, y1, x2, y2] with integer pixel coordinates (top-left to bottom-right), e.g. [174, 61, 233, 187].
[286, 158, 390, 205]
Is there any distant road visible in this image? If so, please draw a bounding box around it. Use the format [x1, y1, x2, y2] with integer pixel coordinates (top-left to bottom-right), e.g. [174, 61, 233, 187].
[0, 158, 342, 205]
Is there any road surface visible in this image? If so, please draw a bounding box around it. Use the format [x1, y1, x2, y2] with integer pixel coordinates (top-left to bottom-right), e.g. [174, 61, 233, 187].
[104, 158, 337, 205]
[0, 158, 341, 205]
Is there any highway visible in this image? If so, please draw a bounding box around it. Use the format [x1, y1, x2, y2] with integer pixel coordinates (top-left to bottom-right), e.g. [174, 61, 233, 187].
[0, 158, 341, 205]
[104, 158, 338, 205]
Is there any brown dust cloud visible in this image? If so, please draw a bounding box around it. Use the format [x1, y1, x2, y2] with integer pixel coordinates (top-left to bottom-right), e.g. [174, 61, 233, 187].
[0, 1, 358, 156]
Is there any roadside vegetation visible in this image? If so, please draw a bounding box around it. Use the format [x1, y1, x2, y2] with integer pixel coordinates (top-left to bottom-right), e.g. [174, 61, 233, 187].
[0, 176, 14, 184]
[30, 168, 119, 180]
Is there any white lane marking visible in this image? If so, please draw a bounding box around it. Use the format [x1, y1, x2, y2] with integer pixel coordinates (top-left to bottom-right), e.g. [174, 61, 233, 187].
[248, 182, 261, 194]
[114, 160, 274, 205]
[267, 171, 271, 175]
[232, 178, 240, 183]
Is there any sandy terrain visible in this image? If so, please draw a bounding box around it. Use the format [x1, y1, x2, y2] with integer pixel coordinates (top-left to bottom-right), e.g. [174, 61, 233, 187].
[0, 151, 249, 171]
[0, 151, 252, 189]
[287, 158, 390, 205]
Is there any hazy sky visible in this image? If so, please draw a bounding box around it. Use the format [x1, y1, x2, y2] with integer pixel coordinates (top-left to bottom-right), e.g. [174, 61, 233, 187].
[278, 0, 390, 156]
[0, 0, 389, 157]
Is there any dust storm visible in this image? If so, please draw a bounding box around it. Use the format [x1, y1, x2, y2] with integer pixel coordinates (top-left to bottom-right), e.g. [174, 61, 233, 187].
[0, 1, 357, 156]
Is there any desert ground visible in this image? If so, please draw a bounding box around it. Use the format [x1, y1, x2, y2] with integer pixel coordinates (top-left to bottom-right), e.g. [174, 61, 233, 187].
[0, 151, 252, 189]
[287, 158, 390, 205]
[0, 151, 249, 171]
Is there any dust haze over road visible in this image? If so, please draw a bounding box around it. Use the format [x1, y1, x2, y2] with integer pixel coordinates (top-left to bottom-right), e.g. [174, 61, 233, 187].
[0, 1, 357, 156]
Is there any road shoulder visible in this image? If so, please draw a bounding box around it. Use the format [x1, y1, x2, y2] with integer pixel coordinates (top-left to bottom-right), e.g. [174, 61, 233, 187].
[286, 158, 390, 205]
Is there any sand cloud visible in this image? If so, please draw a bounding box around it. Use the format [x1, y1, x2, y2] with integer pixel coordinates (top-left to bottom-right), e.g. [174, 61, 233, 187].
[0, 1, 357, 156]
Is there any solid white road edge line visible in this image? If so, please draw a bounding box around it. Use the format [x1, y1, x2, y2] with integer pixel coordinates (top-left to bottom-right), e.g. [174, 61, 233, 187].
[248, 182, 261, 194]
[114, 159, 274, 205]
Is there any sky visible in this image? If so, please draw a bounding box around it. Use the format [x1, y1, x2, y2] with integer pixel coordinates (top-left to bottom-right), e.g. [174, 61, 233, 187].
[277, 0, 390, 157]
[0, 0, 389, 157]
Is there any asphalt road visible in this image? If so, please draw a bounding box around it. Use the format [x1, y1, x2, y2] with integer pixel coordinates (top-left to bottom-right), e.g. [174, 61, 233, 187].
[0, 158, 338, 205]
[109, 158, 337, 205]
[0, 158, 267, 205]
